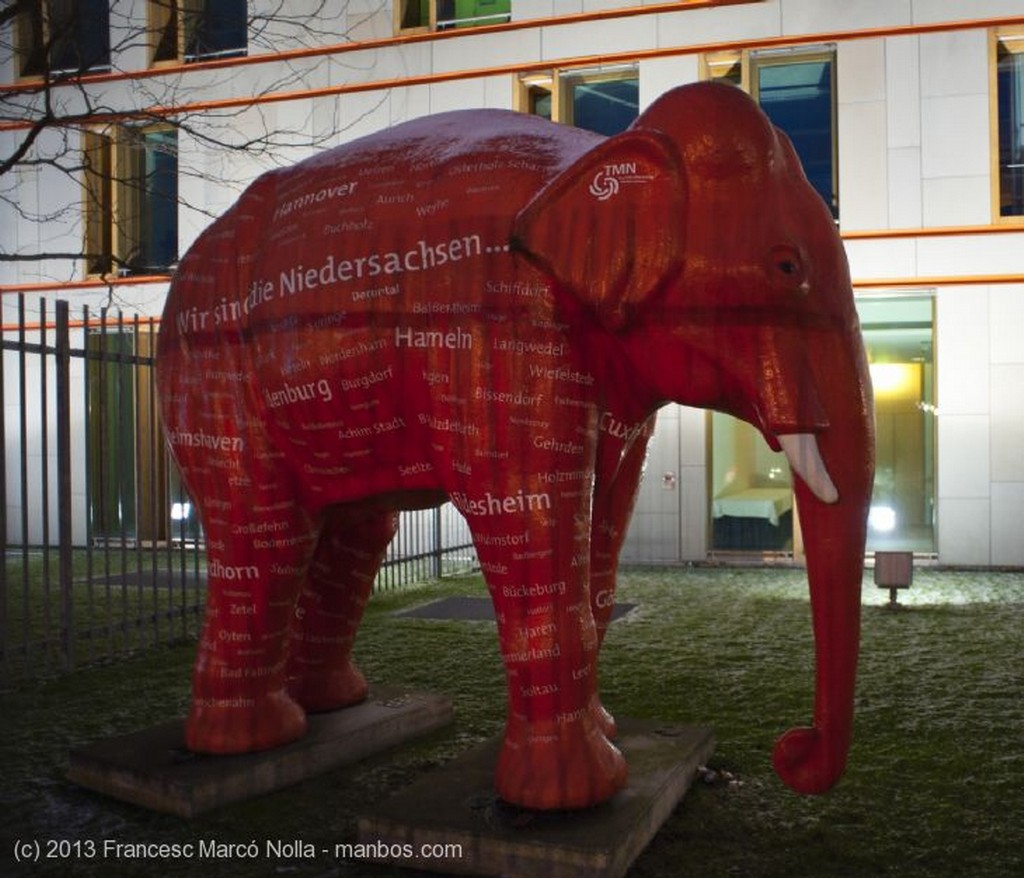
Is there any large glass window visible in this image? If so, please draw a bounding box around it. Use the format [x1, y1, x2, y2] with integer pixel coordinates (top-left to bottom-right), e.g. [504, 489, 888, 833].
[702, 47, 838, 220]
[995, 30, 1024, 219]
[86, 326, 186, 544]
[83, 126, 179, 276]
[708, 294, 936, 557]
[518, 67, 639, 136]
[857, 294, 936, 554]
[710, 414, 794, 554]
[397, 0, 511, 31]
[16, 0, 110, 77]
[150, 0, 247, 65]
[754, 55, 836, 218]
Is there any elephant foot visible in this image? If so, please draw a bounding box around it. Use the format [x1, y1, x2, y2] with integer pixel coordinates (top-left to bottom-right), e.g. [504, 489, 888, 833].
[495, 717, 627, 810]
[590, 695, 618, 740]
[287, 661, 370, 713]
[185, 688, 307, 754]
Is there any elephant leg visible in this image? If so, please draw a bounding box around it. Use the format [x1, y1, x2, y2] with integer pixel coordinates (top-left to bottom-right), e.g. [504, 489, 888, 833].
[474, 495, 627, 810]
[588, 415, 655, 738]
[287, 507, 399, 713]
[186, 485, 321, 754]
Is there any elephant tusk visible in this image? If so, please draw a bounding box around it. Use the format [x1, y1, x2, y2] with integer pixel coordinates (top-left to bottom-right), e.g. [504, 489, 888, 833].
[779, 433, 839, 504]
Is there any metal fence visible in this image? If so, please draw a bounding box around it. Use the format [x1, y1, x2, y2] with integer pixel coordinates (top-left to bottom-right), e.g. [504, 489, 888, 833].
[1, 295, 477, 681]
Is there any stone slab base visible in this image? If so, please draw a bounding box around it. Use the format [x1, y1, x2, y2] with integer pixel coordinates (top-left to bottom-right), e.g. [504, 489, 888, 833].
[67, 688, 453, 818]
[356, 720, 715, 878]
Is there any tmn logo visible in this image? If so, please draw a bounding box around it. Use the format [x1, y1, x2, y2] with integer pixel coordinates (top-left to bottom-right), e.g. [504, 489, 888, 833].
[588, 162, 650, 201]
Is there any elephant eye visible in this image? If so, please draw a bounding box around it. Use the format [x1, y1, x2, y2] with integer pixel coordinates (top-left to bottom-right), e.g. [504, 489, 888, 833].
[769, 245, 806, 291]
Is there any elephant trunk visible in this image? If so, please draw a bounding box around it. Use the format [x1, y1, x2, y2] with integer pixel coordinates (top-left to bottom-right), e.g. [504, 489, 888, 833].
[772, 328, 874, 795]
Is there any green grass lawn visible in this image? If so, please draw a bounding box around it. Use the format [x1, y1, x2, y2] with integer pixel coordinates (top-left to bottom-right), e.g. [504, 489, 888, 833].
[1, 566, 1021, 877]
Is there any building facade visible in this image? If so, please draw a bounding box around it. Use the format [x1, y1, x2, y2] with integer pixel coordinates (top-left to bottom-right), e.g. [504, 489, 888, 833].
[2, 1, 1023, 566]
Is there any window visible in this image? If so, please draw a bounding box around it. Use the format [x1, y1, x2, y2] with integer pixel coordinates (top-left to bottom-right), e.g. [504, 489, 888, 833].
[994, 29, 1024, 220]
[83, 126, 179, 277]
[710, 413, 794, 554]
[702, 47, 838, 220]
[708, 294, 936, 558]
[86, 324, 188, 545]
[517, 67, 640, 136]
[15, 0, 110, 78]
[857, 294, 936, 554]
[396, 1, 511, 32]
[150, 0, 247, 65]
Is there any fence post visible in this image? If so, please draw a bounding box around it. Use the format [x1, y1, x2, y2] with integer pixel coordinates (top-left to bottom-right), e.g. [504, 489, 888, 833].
[56, 301, 74, 671]
[433, 505, 443, 579]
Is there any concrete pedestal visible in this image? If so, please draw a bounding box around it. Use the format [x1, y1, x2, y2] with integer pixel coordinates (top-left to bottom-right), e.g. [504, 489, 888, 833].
[356, 720, 714, 878]
[67, 688, 453, 817]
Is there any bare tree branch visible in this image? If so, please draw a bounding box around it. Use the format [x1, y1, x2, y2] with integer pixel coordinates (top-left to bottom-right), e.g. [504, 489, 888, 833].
[1, 0, 377, 275]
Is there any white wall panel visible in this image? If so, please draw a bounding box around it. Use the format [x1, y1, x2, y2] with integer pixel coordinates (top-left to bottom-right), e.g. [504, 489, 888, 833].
[432, 29, 543, 75]
[540, 15, 657, 61]
[678, 465, 709, 561]
[840, 38, 886, 103]
[583, 0, 634, 12]
[911, 0, 1024, 26]
[936, 286, 990, 416]
[920, 94, 989, 178]
[938, 415, 990, 498]
[919, 29, 988, 97]
[843, 237, 917, 280]
[990, 284, 1024, 364]
[781, 0, 911, 34]
[839, 101, 889, 231]
[938, 497, 990, 565]
[990, 365, 1024, 482]
[678, 405, 708, 561]
[885, 37, 921, 150]
[346, 0, 393, 41]
[514, 0, 563, 20]
[333, 91, 394, 144]
[482, 74, 517, 110]
[837, 39, 888, 231]
[428, 78, 491, 113]
[639, 56, 699, 109]
[917, 233, 1024, 278]
[991, 483, 1024, 567]
[657, 1, 783, 46]
[921, 175, 991, 227]
[887, 148, 924, 228]
[389, 84, 433, 126]
[329, 43, 432, 88]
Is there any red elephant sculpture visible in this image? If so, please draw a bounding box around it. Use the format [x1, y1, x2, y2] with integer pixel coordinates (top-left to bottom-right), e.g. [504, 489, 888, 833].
[157, 82, 874, 810]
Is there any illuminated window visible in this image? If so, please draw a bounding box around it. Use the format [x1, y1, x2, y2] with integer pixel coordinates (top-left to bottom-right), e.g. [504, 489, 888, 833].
[396, 0, 511, 32]
[149, 0, 247, 65]
[702, 47, 838, 220]
[857, 294, 936, 554]
[83, 126, 179, 276]
[15, 0, 110, 78]
[994, 29, 1024, 219]
[517, 67, 639, 136]
[86, 325, 183, 544]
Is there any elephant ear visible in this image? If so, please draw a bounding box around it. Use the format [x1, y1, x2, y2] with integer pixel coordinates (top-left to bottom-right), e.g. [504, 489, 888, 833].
[511, 129, 685, 330]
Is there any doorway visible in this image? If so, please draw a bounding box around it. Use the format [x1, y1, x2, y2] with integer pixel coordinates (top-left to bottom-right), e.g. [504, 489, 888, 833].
[857, 293, 936, 553]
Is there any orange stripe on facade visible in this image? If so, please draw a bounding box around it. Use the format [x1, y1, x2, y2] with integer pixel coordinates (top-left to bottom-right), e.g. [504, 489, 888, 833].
[2, 12, 1024, 130]
[1, 224, 1022, 299]
[6, 273, 1023, 333]
[0, 2, 738, 97]
[0, 275, 171, 296]
[843, 224, 1023, 239]
[853, 274, 1024, 289]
